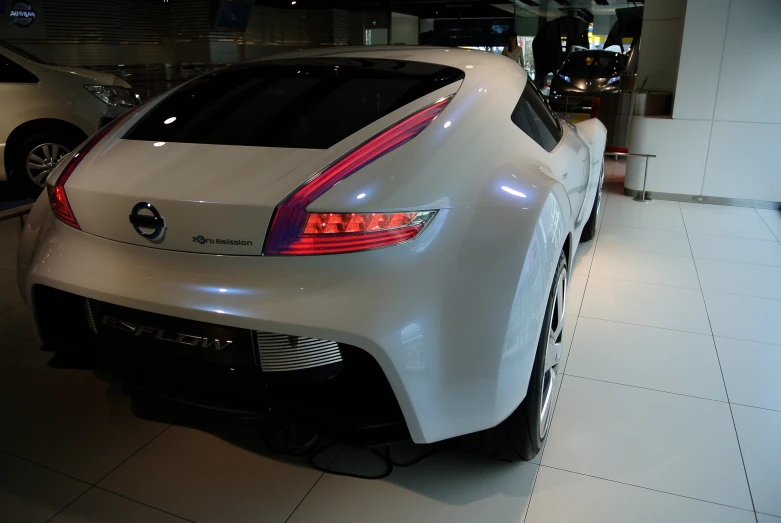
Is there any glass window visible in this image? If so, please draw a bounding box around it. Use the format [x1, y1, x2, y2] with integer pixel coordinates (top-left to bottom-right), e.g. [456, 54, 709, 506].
[511, 96, 542, 146]
[125, 58, 465, 150]
[0, 53, 39, 83]
[522, 81, 561, 152]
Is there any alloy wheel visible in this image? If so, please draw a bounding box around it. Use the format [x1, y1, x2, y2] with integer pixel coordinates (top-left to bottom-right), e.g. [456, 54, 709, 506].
[539, 266, 566, 440]
[26, 143, 71, 187]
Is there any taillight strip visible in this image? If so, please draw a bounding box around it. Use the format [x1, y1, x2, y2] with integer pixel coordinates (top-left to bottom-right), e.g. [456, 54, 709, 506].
[49, 105, 143, 229]
[264, 96, 452, 255]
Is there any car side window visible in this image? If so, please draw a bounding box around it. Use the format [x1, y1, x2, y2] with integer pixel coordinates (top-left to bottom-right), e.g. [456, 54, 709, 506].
[0, 54, 39, 83]
[510, 96, 543, 147]
[522, 81, 561, 152]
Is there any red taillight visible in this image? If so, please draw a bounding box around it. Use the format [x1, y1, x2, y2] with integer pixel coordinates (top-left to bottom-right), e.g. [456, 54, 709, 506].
[304, 212, 421, 234]
[48, 107, 141, 229]
[264, 97, 450, 255]
[47, 186, 79, 229]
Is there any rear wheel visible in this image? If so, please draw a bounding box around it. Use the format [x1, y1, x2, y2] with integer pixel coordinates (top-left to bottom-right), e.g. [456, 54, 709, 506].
[580, 163, 604, 242]
[488, 252, 567, 461]
[7, 129, 83, 196]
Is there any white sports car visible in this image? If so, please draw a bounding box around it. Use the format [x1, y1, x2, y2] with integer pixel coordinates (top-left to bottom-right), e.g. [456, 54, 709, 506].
[17, 47, 606, 460]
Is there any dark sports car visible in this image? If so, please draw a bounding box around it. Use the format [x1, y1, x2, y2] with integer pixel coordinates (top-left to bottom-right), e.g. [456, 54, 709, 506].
[549, 49, 626, 109]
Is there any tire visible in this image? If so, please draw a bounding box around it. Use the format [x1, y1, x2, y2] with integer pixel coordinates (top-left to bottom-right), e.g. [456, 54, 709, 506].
[487, 252, 567, 462]
[580, 163, 604, 242]
[6, 128, 84, 196]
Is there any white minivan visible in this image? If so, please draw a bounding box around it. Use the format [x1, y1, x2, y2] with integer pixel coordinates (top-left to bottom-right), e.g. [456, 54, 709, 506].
[0, 40, 138, 194]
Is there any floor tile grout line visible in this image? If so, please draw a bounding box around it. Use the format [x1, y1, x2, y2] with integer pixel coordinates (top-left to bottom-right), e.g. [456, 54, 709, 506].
[698, 287, 781, 304]
[679, 230, 779, 243]
[755, 210, 781, 242]
[538, 464, 757, 514]
[586, 273, 702, 291]
[578, 315, 781, 347]
[0, 329, 38, 342]
[690, 232, 780, 246]
[577, 314, 708, 336]
[680, 202, 759, 520]
[750, 207, 780, 242]
[594, 246, 694, 260]
[0, 448, 91, 486]
[562, 374, 728, 404]
[602, 212, 778, 241]
[43, 492, 89, 522]
[595, 222, 690, 233]
[42, 424, 174, 523]
[693, 256, 781, 269]
[93, 424, 171, 486]
[41, 425, 181, 523]
[729, 402, 781, 415]
[283, 446, 345, 523]
[520, 459, 542, 523]
[713, 334, 781, 348]
[600, 222, 686, 234]
[92, 486, 198, 523]
[585, 274, 704, 292]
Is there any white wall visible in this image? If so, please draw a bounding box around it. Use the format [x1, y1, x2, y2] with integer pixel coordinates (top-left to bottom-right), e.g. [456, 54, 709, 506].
[627, 0, 781, 203]
[672, 0, 729, 120]
[391, 12, 419, 45]
[634, 0, 686, 93]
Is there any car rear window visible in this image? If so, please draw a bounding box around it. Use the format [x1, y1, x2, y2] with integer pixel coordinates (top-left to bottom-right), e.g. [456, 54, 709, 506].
[124, 58, 464, 150]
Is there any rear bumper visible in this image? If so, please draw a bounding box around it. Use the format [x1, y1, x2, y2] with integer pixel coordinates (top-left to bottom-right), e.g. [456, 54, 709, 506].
[35, 285, 409, 446]
[17, 201, 551, 444]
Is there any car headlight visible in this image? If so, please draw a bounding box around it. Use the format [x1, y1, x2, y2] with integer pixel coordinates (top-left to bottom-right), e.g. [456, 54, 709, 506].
[558, 73, 572, 84]
[606, 76, 621, 85]
[84, 85, 140, 108]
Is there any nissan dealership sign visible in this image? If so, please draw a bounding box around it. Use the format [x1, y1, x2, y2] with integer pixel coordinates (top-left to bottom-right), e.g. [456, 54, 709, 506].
[9, 1, 36, 28]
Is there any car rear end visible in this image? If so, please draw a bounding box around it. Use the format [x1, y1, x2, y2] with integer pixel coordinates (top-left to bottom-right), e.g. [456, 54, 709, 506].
[20, 54, 512, 445]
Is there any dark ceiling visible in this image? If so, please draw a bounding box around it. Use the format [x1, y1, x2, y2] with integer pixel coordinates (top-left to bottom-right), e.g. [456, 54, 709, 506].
[255, 1, 644, 19]
[255, 1, 516, 19]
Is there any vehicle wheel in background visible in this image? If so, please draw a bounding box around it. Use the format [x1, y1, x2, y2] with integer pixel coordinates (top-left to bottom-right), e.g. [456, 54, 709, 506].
[7, 129, 84, 196]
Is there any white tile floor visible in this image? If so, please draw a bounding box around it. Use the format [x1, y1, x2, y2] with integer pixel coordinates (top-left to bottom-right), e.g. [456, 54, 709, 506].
[1, 163, 780, 522]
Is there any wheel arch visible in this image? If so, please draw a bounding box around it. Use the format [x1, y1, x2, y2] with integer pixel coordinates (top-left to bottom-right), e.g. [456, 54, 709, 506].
[4, 119, 88, 175]
[563, 232, 573, 274]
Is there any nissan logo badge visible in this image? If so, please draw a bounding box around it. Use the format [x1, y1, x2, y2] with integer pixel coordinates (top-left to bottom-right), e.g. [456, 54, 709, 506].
[129, 202, 166, 243]
[9, 1, 36, 28]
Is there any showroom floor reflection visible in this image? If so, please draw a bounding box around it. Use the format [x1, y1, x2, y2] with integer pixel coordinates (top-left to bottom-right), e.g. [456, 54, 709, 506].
[1, 160, 780, 523]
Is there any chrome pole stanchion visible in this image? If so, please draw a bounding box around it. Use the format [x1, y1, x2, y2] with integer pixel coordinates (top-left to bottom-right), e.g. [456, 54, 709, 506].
[603, 152, 657, 203]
